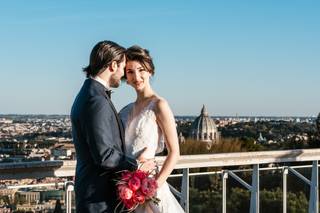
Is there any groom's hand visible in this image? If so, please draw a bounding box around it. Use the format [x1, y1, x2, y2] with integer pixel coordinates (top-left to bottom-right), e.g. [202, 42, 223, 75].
[138, 158, 156, 172]
[137, 147, 156, 172]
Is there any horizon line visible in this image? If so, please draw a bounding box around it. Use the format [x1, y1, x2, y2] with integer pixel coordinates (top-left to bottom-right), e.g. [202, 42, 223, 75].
[0, 114, 317, 118]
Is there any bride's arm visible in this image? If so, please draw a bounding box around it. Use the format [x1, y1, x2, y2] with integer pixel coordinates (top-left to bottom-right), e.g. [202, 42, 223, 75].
[154, 98, 180, 187]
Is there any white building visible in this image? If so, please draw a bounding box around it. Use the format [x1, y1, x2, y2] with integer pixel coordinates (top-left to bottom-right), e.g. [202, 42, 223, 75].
[189, 105, 220, 143]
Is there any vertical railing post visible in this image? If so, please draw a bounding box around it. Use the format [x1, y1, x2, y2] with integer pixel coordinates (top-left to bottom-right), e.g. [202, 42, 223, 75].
[283, 167, 288, 213]
[65, 181, 74, 213]
[250, 164, 259, 213]
[181, 168, 189, 213]
[308, 161, 318, 213]
[222, 171, 228, 213]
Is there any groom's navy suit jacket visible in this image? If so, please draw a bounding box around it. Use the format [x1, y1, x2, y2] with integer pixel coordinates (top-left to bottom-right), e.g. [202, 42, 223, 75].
[71, 79, 137, 213]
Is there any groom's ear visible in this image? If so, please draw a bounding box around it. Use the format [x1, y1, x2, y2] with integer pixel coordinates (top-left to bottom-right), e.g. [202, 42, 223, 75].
[110, 61, 118, 73]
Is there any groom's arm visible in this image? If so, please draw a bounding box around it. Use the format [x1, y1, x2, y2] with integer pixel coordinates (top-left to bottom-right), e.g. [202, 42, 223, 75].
[83, 97, 138, 172]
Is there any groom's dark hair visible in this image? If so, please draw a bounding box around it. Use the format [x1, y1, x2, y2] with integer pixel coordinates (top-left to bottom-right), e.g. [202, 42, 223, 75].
[83, 40, 126, 78]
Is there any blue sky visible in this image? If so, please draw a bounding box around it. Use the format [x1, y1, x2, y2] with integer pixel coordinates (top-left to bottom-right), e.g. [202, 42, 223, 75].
[0, 1, 319, 116]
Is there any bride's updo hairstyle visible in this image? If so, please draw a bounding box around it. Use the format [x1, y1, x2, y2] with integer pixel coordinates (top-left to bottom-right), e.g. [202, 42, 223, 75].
[124, 45, 155, 79]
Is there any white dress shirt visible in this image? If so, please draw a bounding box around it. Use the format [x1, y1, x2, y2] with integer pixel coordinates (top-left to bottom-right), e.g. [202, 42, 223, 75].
[90, 76, 110, 90]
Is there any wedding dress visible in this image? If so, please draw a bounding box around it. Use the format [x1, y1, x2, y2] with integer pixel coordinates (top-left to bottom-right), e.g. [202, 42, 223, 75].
[119, 99, 184, 213]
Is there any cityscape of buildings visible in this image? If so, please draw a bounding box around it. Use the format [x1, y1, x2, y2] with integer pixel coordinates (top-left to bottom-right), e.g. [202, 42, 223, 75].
[0, 109, 318, 164]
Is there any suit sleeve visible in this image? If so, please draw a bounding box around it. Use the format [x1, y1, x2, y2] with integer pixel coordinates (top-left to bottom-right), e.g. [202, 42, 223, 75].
[83, 96, 137, 172]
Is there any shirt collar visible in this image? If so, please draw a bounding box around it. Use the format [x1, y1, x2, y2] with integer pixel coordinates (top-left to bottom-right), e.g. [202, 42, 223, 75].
[90, 76, 110, 91]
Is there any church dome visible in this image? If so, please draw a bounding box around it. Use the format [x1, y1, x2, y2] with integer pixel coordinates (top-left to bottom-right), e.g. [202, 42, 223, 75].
[189, 105, 219, 142]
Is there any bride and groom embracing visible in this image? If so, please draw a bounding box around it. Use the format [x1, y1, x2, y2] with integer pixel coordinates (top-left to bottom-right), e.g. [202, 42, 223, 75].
[71, 40, 184, 213]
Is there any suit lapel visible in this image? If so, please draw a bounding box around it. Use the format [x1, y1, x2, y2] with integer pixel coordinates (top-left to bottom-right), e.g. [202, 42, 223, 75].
[105, 96, 125, 152]
[89, 78, 126, 152]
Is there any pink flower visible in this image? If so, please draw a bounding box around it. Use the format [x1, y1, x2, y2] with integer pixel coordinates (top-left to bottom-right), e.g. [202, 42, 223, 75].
[115, 170, 159, 212]
[141, 178, 158, 198]
[118, 185, 133, 200]
[121, 170, 132, 181]
[133, 170, 148, 180]
[123, 198, 136, 209]
[128, 176, 141, 191]
[133, 190, 145, 204]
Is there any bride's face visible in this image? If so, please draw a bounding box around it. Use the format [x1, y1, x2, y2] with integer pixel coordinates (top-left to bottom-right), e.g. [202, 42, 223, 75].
[125, 60, 151, 91]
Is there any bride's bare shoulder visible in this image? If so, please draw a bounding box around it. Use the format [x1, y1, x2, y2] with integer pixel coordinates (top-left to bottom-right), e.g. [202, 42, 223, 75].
[153, 96, 172, 114]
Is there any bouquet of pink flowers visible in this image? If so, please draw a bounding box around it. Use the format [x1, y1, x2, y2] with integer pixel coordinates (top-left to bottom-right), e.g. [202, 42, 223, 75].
[115, 169, 160, 212]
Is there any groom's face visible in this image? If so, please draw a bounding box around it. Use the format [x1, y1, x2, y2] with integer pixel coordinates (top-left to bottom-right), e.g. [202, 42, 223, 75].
[110, 58, 126, 88]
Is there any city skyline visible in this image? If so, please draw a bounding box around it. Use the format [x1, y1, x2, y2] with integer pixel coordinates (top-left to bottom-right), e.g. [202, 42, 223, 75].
[0, 1, 319, 116]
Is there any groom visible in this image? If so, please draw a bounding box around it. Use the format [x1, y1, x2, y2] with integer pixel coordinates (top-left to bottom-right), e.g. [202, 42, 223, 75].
[71, 41, 155, 212]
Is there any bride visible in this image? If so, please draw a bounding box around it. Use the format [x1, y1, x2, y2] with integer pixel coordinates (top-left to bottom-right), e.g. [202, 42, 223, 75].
[119, 45, 184, 213]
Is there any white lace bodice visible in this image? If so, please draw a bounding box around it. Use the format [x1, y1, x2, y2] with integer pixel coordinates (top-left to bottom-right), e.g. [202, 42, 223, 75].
[119, 99, 184, 213]
[119, 99, 165, 159]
